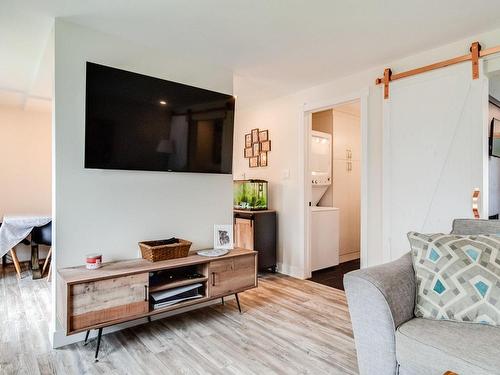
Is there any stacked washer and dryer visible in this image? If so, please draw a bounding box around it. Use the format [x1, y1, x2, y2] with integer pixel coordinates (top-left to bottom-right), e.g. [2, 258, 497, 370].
[310, 130, 340, 271]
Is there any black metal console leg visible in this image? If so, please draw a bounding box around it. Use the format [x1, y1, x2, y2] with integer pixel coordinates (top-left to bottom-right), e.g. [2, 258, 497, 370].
[147, 316, 152, 322]
[84, 330, 90, 346]
[221, 297, 224, 305]
[95, 328, 103, 362]
[234, 293, 241, 314]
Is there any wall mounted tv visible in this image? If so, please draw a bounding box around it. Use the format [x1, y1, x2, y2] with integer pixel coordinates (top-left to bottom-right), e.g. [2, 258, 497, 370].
[85, 62, 235, 174]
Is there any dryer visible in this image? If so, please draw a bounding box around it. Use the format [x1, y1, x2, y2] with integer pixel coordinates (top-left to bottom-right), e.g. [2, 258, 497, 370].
[310, 130, 332, 205]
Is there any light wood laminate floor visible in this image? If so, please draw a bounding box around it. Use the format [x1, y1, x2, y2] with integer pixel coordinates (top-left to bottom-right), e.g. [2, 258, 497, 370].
[0, 264, 358, 375]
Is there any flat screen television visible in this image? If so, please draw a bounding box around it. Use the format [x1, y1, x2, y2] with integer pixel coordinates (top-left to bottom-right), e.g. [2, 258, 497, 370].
[85, 62, 235, 174]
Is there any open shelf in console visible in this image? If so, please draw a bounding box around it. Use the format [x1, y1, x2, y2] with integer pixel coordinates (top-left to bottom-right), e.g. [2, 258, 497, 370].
[148, 263, 208, 311]
[149, 276, 208, 293]
[149, 263, 207, 291]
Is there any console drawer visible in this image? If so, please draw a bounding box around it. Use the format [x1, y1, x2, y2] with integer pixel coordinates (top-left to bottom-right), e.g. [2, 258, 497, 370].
[209, 254, 256, 297]
[69, 273, 149, 332]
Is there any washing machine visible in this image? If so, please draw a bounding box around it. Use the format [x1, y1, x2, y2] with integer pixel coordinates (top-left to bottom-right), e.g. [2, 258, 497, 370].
[311, 206, 340, 271]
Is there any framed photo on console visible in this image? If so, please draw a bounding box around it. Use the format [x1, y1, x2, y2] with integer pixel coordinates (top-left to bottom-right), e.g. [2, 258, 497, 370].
[214, 224, 233, 249]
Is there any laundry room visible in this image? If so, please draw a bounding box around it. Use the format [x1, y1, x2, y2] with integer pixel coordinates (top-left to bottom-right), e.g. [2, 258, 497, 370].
[309, 100, 361, 289]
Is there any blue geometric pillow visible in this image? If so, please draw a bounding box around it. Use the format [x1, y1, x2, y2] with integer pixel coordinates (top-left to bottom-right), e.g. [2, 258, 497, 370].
[408, 232, 500, 326]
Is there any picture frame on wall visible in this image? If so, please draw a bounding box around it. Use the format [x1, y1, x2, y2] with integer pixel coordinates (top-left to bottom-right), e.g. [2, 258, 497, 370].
[249, 156, 259, 168]
[251, 128, 260, 143]
[259, 130, 269, 142]
[259, 152, 268, 167]
[245, 134, 252, 148]
[244, 147, 253, 158]
[213, 224, 233, 250]
[261, 140, 271, 152]
[252, 142, 260, 156]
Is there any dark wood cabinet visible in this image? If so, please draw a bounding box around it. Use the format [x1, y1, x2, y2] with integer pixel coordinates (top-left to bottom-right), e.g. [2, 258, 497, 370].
[234, 210, 276, 272]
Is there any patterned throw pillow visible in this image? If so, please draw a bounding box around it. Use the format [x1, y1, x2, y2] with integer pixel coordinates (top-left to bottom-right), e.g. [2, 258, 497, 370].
[408, 232, 500, 326]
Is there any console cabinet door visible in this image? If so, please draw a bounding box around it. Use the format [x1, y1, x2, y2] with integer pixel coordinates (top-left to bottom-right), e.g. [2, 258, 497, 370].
[69, 273, 149, 332]
[209, 255, 256, 297]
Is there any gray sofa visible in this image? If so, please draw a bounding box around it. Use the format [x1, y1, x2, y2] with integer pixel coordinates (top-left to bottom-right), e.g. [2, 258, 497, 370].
[344, 219, 500, 375]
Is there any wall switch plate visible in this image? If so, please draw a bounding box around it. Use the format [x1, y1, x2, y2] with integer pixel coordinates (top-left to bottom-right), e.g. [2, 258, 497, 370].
[282, 169, 290, 179]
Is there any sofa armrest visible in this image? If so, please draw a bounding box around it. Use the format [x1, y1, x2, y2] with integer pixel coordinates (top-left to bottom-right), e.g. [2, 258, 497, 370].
[344, 253, 415, 375]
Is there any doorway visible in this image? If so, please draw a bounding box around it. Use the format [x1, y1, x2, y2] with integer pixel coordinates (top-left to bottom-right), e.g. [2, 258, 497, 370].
[302, 91, 368, 289]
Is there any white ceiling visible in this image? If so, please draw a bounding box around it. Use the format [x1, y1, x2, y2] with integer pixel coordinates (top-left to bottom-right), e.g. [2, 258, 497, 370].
[3, 0, 500, 112]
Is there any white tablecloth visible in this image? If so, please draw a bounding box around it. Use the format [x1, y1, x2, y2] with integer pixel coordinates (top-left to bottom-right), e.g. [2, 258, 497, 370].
[0, 216, 51, 257]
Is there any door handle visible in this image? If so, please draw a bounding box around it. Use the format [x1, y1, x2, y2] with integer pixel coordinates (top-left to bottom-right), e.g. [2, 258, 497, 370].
[472, 188, 480, 219]
[212, 272, 216, 286]
[144, 285, 149, 301]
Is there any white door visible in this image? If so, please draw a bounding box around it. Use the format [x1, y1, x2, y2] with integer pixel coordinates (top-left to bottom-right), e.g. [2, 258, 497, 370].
[383, 62, 489, 262]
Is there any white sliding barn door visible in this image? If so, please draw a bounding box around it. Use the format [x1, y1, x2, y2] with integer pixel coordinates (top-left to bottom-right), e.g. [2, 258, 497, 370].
[383, 63, 488, 262]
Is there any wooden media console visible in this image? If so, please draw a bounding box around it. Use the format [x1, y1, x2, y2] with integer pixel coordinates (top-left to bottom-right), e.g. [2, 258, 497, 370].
[57, 248, 257, 360]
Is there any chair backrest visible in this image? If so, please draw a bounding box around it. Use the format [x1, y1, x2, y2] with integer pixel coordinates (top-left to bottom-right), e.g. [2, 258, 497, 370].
[32, 221, 52, 246]
[451, 218, 500, 235]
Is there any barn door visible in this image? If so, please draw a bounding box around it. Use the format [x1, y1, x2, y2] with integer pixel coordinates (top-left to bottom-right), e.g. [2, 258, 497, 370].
[383, 62, 488, 262]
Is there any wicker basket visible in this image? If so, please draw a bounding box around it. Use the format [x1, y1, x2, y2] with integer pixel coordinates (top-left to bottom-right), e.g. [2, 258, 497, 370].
[138, 238, 192, 262]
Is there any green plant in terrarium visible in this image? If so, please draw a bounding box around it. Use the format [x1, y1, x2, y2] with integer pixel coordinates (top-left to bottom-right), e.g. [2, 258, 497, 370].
[233, 180, 268, 210]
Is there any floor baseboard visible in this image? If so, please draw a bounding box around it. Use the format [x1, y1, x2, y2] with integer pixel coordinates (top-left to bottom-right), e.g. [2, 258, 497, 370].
[277, 262, 305, 279]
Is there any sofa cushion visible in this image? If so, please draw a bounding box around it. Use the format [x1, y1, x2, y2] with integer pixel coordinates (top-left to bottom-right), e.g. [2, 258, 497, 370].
[408, 232, 500, 326]
[396, 318, 500, 375]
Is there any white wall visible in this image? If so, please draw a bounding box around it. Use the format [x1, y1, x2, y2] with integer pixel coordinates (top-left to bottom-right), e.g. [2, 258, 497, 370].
[234, 27, 500, 277]
[53, 20, 234, 346]
[0, 106, 51, 219]
[0, 105, 51, 261]
[233, 93, 304, 276]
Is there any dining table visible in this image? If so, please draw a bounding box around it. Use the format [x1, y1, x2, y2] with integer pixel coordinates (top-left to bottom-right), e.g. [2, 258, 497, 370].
[0, 215, 52, 279]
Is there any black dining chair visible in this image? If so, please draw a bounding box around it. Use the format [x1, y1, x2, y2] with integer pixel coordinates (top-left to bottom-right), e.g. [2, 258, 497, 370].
[31, 221, 52, 279]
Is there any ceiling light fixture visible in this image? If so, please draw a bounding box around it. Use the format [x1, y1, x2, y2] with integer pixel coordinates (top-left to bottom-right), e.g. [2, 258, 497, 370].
[159, 100, 167, 105]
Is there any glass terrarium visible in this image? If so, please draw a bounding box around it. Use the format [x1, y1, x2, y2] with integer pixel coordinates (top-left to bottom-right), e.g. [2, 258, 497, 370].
[233, 179, 268, 210]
